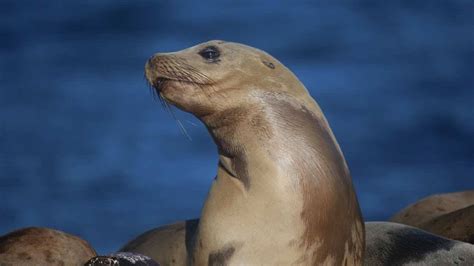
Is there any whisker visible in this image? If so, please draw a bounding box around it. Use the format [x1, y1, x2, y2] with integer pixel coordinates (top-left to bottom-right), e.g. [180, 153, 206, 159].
[178, 67, 217, 100]
[146, 56, 226, 121]
[159, 92, 192, 141]
[176, 117, 192, 141]
[167, 103, 192, 141]
[158, 92, 168, 110]
[185, 120, 199, 127]
[148, 82, 161, 103]
[147, 79, 167, 110]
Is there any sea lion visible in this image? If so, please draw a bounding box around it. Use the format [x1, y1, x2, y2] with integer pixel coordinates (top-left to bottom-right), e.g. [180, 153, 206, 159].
[0, 227, 96, 266]
[136, 40, 365, 265]
[390, 190, 474, 227]
[365, 222, 474, 266]
[121, 220, 196, 266]
[417, 205, 474, 244]
[390, 190, 474, 243]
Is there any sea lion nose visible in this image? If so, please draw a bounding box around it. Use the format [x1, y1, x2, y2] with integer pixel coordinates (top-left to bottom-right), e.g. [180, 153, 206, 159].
[144, 55, 160, 83]
[145, 56, 157, 70]
[147, 53, 167, 69]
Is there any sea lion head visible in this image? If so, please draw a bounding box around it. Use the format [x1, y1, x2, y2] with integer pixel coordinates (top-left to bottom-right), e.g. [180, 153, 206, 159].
[145, 40, 309, 117]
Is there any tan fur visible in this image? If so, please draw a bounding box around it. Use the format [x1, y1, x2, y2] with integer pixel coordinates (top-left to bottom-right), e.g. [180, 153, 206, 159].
[390, 190, 474, 243]
[121, 221, 191, 265]
[140, 40, 365, 265]
[0, 227, 96, 266]
[420, 204, 474, 244]
[390, 190, 474, 227]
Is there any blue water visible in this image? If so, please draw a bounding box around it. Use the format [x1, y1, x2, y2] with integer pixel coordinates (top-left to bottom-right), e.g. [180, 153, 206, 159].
[1, 0, 473, 254]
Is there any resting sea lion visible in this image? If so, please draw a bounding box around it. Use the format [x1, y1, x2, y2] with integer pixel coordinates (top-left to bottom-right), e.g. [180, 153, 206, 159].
[390, 190, 474, 227]
[390, 190, 474, 243]
[418, 205, 474, 244]
[0, 227, 96, 266]
[121, 220, 197, 266]
[365, 222, 474, 266]
[131, 40, 365, 265]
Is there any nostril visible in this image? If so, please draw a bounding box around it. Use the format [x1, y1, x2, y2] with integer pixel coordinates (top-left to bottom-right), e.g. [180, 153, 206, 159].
[145, 57, 155, 69]
[146, 54, 162, 68]
[144, 57, 158, 77]
[144, 59, 157, 84]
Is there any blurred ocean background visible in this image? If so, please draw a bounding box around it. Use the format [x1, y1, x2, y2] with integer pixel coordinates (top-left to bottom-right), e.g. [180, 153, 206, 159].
[0, 0, 473, 254]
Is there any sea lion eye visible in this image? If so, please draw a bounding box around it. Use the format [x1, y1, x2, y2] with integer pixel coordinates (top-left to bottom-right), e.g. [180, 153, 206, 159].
[199, 46, 220, 61]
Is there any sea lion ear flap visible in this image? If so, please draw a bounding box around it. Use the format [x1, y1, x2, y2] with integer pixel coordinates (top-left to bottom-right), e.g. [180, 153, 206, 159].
[261, 59, 275, 69]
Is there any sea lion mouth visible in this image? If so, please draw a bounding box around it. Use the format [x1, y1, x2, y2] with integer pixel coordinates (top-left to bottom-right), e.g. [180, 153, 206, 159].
[152, 77, 168, 91]
[151, 77, 204, 93]
[145, 55, 215, 95]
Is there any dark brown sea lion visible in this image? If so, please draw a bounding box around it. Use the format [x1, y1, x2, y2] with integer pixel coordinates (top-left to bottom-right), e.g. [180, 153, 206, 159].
[0, 227, 96, 266]
[127, 40, 365, 265]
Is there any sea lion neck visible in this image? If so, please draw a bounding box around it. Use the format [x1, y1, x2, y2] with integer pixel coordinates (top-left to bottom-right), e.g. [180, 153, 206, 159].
[200, 105, 251, 132]
[199, 93, 332, 191]
[195, 93, 365, 265]
[199, 104, 260, 191]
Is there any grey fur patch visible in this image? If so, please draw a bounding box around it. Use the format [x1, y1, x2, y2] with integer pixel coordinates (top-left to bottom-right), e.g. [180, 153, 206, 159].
[185, 219, 199, 263]
[231, 152, 250, 189]
[209, 107, 252, 190]
[365, 222, 474, 266]
[208, 245, 235, 266]
[383, 227, 455, 264]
